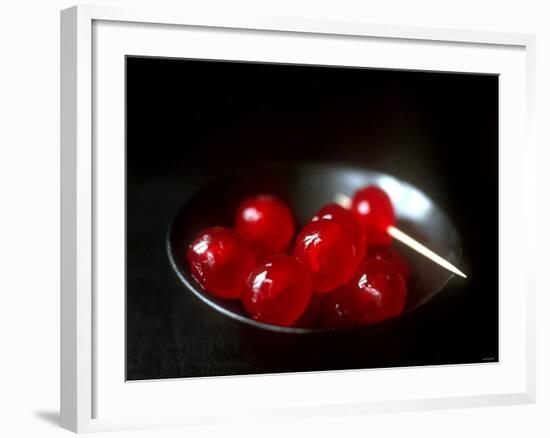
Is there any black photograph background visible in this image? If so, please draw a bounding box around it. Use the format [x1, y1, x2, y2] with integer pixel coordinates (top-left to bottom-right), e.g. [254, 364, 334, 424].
[126, 56, 498, 380]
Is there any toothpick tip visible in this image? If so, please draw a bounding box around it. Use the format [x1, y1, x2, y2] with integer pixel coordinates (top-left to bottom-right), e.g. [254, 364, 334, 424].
[387, 225, 467, 280]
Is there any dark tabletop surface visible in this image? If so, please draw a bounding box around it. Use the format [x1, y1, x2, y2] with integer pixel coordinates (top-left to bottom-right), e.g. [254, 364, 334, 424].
[126, 57, 498, 380]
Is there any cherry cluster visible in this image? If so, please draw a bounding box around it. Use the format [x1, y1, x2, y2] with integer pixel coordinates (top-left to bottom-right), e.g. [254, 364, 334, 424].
[186, 186, 410, 328]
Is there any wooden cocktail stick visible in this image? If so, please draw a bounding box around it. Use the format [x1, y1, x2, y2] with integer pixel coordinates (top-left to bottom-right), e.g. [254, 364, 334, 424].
[335, 193, 467, 279]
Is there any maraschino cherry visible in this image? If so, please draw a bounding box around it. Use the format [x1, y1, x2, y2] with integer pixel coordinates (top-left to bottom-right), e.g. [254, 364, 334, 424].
[294, 293, 321, 328]
[187, 226, 255, 299]
[235, 194, 294, 257]
[294, 220, 356, 293]
[311, 203, 366, 264]
[368, 246, 411, 281]
[347, 258, 407, 325]
[319, 285, 358, 328]
[241, 255, 312, 326]
[351, 186, 395, 247]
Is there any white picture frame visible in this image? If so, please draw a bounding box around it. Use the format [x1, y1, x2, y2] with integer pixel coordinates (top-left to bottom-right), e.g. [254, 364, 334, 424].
[60, 4, 536, 433]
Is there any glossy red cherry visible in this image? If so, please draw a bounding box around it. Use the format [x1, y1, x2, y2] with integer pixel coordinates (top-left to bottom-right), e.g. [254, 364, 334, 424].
[294, 220, 356, 293]
[294, 294, 321, 328]
[187, 226, 255, 299]
[235, 194, 294, 257]
[311, 203, 367, 264]
[368, 246, 411, 281]
[351, 186, 395, 247]
[319, 286, 358, 328]
[348, 259, 407, 325]
[241, 255, 312, 326]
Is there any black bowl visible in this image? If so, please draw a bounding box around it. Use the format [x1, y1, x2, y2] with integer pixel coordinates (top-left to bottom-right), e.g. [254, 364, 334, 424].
[167, 164, 462, 334]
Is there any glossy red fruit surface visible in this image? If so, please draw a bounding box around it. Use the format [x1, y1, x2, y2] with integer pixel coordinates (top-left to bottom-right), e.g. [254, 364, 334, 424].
[294, 220, 356, 293]
[319, 286, 358, 328]
[351, 186, 395, 247]
[348, 258, 407, 325]
[187, 226, 255, 299]
[311, 203, 367, 264]
[241, 255, 312, 327]
[294, 293, 321, 328]
[368, 246, 411, 281]
[235, 194, 294, 257]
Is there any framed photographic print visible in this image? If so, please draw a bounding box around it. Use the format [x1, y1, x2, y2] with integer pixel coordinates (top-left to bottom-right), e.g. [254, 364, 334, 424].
[60, 5, 536, 433]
